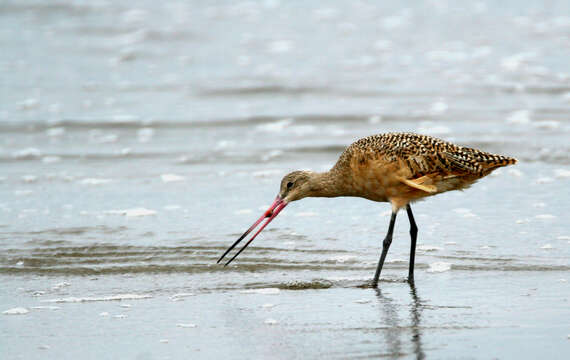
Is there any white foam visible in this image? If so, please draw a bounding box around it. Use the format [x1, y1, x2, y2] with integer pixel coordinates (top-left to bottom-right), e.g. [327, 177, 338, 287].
[505, 110, 531, 124]
[161, 174, 185, 183]
[255, 118, 293, 132]
[170, 293, 195, 301]
[42, 156, 61, 164]
[80, 178, 112, 185]
[99, 312, 110, 317]
[354, 299, 371, 304]
[106, 208, 157, 217]
[261, 303, 275, 308]
[18, 98, 40, 110]
[42, 294, 152, 303]
[536, 214, 556, 220]
[264, 318, 278, 325]
[541, 244, 553, 249]
[91, 133, 118, 144]
[3, 307, 29, 315]
[120, 304, 132, 308]
[427, 262, 451, 273]
[52, 281, 71, 290]
[176, 323, 197, 328]
[13, 148, 42, 159]
[261, 150, 283, 161]
[46, 127, 65, 137]
[554, 169, 570, 179]
[159, 339, 169, 343]
[241, 288, 280, 295]
[29, 306, 60, 311]
[557, 235, 570, 241]
[329, 255, 356, 263]
[113, 314, 127, 319]
[215, 140, 236, 149]
[418, 245, 442, 252]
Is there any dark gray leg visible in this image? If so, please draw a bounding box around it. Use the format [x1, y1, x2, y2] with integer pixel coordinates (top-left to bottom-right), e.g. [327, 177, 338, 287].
[406, 204, 418, 283]
[372, 211, 397, 287]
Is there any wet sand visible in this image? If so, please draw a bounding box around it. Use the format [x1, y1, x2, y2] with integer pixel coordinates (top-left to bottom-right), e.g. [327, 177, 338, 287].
[1, 0, 570, 359]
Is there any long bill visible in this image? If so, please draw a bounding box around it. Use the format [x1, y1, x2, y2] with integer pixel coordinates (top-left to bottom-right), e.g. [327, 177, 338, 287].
[217, 196, 288, 266]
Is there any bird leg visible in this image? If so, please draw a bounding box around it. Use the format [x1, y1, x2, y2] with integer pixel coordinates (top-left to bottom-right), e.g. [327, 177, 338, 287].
[406, 204, 418, 283]
[372, 211, 397, 287]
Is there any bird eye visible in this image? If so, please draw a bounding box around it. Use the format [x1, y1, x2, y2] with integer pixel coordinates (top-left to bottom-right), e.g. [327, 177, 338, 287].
[286, 181, 293, 189]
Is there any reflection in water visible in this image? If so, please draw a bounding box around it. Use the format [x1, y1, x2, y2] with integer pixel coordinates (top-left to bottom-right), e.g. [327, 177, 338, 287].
[375, 283, 425, 359]
[409, 284, 426, 360]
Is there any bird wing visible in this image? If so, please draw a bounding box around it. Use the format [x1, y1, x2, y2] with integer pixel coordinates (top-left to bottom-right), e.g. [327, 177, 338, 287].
[397, 176, 438, 193]
[338, 133, 515, 195]
[373, 133, 483, 176]
[372, 133, 483, 193]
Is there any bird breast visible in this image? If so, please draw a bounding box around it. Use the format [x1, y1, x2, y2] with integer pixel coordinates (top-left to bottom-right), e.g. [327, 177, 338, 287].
[348, 156, 408, 202]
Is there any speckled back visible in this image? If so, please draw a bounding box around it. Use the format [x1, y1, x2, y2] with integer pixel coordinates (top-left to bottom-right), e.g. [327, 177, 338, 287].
[333, 132, 517, 177]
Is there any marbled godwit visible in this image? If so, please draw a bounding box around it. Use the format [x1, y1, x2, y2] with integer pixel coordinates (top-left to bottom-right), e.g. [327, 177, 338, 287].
[218, 132, 517, 286]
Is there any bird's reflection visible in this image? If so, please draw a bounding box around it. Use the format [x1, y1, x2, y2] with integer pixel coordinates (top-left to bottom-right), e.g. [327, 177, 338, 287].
[375, 282, 425, 359]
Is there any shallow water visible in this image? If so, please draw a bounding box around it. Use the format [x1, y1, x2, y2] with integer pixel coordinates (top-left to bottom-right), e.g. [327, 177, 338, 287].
[1, 0, 570, 359]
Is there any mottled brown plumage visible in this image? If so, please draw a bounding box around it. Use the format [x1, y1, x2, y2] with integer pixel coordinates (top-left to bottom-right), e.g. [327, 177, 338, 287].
[220, 132, 517, 285]
[328, 132, 517, 210]
[279, 132, 516, 211]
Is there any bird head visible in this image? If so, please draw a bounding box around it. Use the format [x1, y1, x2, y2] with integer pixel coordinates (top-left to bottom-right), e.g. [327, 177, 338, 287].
[278, 170, 314, 202]
[217, 170, 314, 266]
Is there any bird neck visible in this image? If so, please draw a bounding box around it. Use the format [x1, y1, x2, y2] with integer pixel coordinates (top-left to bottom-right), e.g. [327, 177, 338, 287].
[306, 170, 344, 198]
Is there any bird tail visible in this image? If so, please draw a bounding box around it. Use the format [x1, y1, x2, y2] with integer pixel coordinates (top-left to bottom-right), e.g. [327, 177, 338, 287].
[478, 153, 517, 173]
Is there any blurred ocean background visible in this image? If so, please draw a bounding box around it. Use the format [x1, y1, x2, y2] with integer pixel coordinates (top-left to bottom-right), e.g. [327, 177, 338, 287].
[1, 1, 569, 359]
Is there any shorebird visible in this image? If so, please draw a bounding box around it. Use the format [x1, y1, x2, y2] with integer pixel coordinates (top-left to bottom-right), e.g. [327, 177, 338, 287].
[218, 132, 516, 286]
